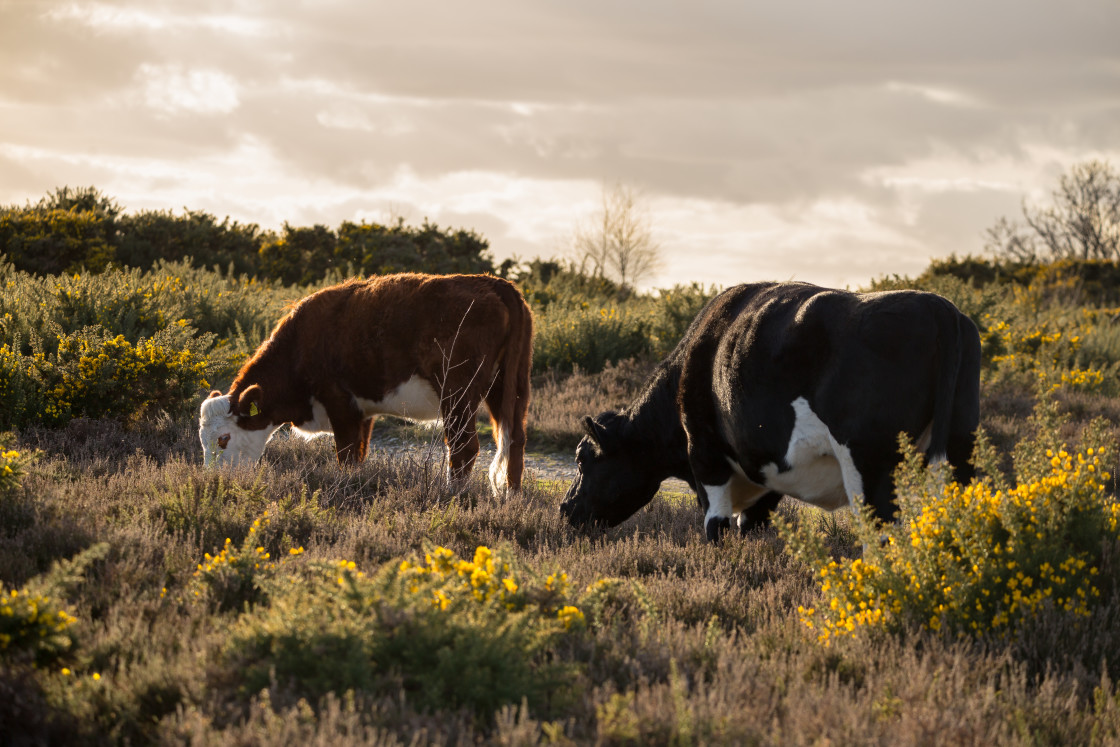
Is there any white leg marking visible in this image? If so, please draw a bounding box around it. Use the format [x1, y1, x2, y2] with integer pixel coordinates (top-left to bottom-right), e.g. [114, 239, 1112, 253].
[488, 427, 510, 496]
[703, 479, 735, 528]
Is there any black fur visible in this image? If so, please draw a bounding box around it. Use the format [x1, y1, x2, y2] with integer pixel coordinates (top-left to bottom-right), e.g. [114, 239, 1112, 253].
[560, 281, 981, 538]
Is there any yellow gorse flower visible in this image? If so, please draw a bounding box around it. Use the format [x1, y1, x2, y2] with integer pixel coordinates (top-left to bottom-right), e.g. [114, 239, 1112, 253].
[395, 545, 584, 622]
[796, 445, 1116, 645]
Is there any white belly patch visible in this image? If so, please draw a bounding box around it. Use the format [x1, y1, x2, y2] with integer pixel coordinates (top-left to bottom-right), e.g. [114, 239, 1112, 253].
[292, 397, 332, 439]
[356, 376, 441, 421]
[758, 397, 860, 511]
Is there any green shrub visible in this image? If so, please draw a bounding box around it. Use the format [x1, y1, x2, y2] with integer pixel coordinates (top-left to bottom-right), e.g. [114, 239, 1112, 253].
[2, 187, 497, 283]
[0, 260, 285, 426]
[189, 512, 285, 613]
[114, 208, 263, 276]
[0, 260, 282, 356]
[646, 283, 718, 358]
[0, 206, 115, 276]
[221, 544, 584, 717]
[0, 543, 108, 668]
[533, 304, 653, 374]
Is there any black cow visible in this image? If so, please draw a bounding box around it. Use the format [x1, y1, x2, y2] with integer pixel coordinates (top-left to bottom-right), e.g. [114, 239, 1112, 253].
[560, 281, 981, 541]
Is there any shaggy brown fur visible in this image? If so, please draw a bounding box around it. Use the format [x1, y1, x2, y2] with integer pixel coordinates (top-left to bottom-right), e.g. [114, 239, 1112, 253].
[207, 273, 533, 491]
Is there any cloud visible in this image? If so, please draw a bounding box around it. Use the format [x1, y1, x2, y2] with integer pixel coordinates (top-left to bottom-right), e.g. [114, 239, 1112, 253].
[1, 0, 1119, 289]
[137, 64, 240, 116]
[44, 3, 275, 37]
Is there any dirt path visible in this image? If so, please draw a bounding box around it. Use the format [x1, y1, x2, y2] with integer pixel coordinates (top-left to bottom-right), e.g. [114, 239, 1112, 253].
[368, 431, 692, 493]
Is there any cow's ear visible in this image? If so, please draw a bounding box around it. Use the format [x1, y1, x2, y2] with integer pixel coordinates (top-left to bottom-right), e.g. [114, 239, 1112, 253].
[582, 414, 616, 452]
[207, 390, 223, 400]
[238, 384, 264, 418]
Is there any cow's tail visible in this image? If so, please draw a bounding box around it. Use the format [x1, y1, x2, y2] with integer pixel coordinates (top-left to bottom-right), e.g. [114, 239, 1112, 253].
[489, 280, 534, 494]
[925, 303, 981, 484]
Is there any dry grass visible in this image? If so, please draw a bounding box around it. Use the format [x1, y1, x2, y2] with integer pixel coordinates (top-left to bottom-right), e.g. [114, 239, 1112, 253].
[528, 358, 655, 451]
[3, 367, 1120, 744]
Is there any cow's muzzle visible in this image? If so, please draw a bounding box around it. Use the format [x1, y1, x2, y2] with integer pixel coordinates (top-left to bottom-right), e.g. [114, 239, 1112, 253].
[559, 496, 587, 527]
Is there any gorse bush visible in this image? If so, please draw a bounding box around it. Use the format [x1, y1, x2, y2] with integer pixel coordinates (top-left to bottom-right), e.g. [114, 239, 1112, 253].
[0, 446, 23, 494]
[0, 542, 107, 668]
[0, 259, 282, 352]
[0, 324, 216, 429]
[0, 584, 78, 667]
[220, 542, 586, 718]
[189, 512, 287, 613]
[0, 259, 290, 428]
[783, 410, 1120, 646]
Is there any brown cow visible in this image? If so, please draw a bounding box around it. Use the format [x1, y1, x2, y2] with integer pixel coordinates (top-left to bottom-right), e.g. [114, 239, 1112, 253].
[198, 273, 533, 495]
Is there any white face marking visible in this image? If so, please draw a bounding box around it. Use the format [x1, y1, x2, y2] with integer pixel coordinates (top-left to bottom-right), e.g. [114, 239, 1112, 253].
[198, 394, 280, 468]
[758, 397, 855, 512]
[291, 397, 332, 439]
[355, 376, 441, 421]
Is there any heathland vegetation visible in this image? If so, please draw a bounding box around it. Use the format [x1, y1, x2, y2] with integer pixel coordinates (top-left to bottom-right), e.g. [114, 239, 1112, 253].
[4, 168, 1120, 743]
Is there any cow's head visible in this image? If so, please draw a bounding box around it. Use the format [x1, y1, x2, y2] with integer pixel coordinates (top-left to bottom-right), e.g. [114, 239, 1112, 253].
[198, 385, 276, 468]
[560, 412, 662, 529]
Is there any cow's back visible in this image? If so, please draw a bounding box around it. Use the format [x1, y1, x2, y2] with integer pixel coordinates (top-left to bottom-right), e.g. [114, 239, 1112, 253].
[281, 274, 515, 403]
[681, 282, 977, 483]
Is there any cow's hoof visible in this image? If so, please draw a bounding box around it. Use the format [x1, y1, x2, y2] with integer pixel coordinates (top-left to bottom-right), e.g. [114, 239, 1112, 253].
[737, 516, 770, 536]
[705, 516, 731, 542]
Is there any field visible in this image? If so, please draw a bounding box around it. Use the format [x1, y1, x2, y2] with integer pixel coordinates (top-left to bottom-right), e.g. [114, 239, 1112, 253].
[4, 255, 1120, 744]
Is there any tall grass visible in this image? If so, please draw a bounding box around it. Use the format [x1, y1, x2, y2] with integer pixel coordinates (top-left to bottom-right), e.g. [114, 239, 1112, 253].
[4, 402, 1120, 743]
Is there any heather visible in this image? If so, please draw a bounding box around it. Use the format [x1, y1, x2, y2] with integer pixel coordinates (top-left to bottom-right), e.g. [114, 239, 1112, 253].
[5, 191, 1120, 742]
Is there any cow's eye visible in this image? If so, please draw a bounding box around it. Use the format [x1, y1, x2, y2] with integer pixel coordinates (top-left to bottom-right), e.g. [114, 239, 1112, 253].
[217, 433, 231, 449]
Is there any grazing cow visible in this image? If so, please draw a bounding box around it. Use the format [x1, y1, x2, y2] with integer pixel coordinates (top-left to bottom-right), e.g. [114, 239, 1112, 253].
[560, 281, 981, 541]
[199, 273, 533, 496]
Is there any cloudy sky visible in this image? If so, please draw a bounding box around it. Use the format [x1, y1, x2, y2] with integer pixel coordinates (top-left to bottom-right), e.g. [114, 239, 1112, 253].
[2, 1, 1118, 289]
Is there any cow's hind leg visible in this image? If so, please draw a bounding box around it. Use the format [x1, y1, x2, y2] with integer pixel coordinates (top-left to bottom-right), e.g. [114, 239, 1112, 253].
[485, 417, 511, 497]
[844, 444, 902, 525]
[443, 410, 480, 495]
[358, 416, 375, 458]
[484, 374, 528, 496]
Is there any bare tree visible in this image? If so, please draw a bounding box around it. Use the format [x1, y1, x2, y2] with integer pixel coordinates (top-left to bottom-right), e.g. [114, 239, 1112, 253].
[987, 160, 1120, 262]
[572, 183, 662, 290]
[983, 216, 1039, 263]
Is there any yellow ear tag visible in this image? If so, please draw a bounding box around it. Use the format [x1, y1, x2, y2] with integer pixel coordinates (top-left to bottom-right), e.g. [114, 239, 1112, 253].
[249, 403, 260, 417]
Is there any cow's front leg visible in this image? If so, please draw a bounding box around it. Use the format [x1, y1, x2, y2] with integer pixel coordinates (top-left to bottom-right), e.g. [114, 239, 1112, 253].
[688, 446, 738, 542]
[444, 412, 480, 494]
[700, 480, 734, 541]
[322, 391, 365, 466]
